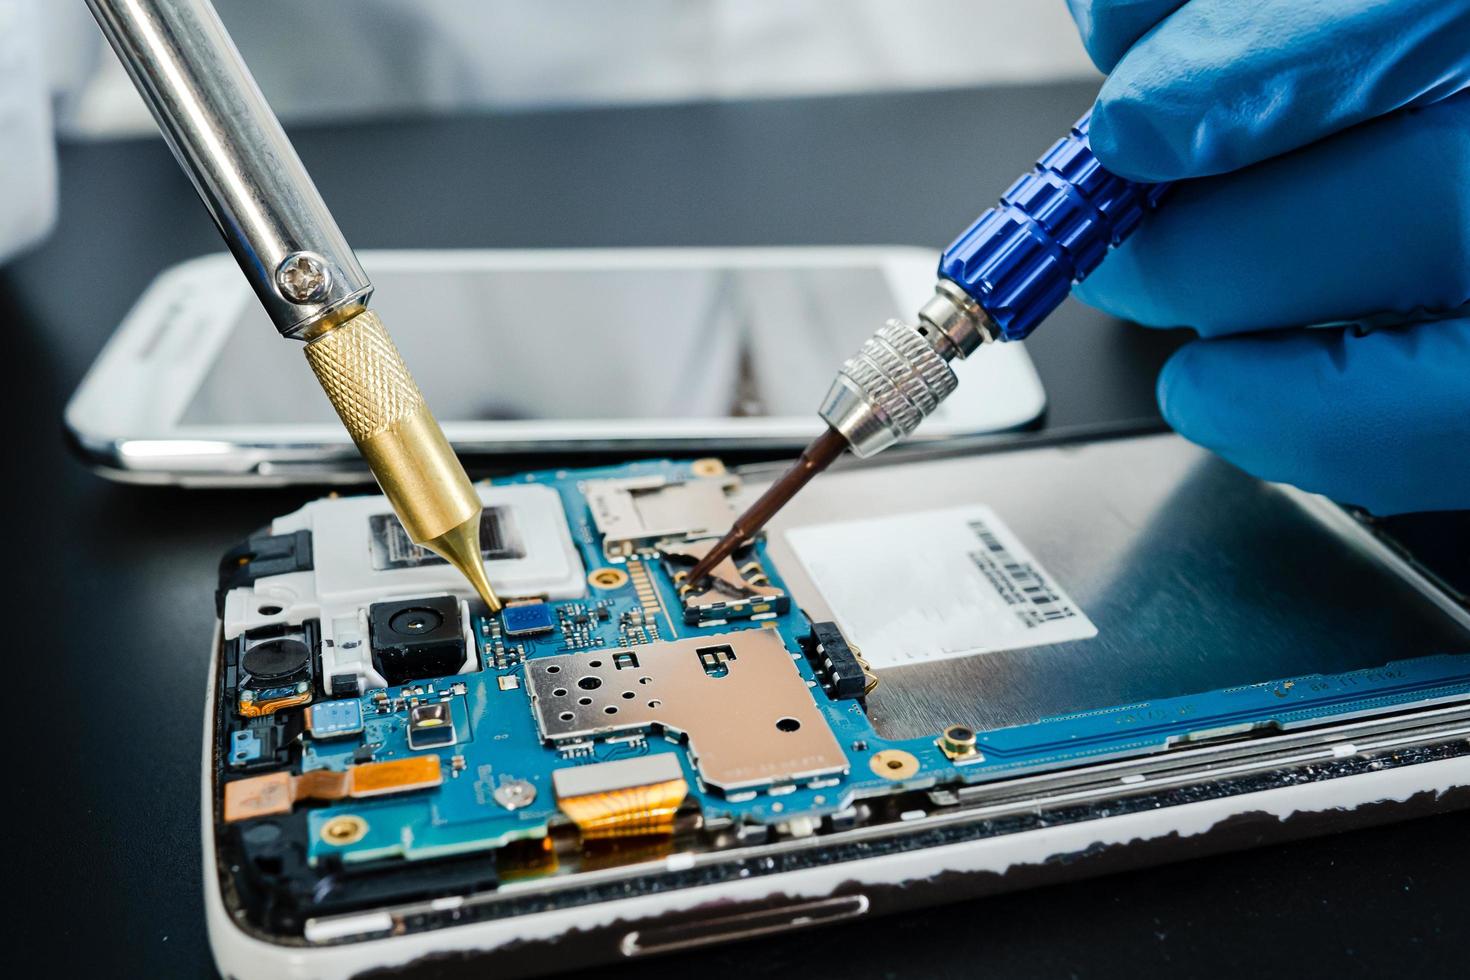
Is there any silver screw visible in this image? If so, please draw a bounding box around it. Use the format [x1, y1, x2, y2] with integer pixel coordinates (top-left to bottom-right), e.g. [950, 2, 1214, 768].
[275, 251, 332, 303]
[493, 778, 537, 810]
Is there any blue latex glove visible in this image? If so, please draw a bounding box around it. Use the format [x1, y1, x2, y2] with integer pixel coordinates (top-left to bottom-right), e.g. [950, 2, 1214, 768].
[1065, 0, 1470, 514]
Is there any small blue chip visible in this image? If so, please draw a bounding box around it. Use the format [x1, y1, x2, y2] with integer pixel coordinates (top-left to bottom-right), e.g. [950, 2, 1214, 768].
[502, 602, 556, 637]
[308, 699, 364, 739]
[230, 729, 263, 766]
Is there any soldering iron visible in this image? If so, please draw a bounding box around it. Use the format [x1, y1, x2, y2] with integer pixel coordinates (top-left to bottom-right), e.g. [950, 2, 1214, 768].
[82, 0, 1162, 597]
[86, 0, 503, 611]
[691, 113, 1171, 581]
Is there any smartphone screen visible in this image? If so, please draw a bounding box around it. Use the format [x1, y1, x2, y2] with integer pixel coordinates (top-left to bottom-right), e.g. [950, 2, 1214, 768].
[180, 265, 908, 425]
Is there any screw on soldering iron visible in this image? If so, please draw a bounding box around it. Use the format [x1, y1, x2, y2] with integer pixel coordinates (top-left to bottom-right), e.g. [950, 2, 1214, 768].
[275, 251, 333, 303]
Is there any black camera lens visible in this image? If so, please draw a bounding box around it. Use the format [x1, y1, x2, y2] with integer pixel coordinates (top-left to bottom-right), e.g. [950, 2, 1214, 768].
[369, 595, 464, 686]
[389, 607, 444, 635]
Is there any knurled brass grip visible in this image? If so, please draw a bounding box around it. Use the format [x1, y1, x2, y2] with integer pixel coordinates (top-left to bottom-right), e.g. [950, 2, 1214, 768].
[304, 310, 479, 545]
[303, 308, 422, 440]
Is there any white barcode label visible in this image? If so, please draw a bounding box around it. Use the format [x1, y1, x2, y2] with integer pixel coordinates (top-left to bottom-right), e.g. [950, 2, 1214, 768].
[784, 505, 1097, 669]
[966, 518, 1083, 628]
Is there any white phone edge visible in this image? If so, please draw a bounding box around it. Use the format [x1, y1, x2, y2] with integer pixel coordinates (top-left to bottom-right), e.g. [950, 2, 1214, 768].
[199, 632, 1470, 980]
[65, 246, 1048, 485]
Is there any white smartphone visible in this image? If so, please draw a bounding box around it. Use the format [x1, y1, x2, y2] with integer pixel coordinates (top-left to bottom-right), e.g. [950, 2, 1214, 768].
[206, 434, 1470, 978]
[66, 247, 1046, 484]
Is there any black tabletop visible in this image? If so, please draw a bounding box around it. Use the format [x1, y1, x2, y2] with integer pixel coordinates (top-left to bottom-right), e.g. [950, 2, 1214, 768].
[5, 81, 1467, 978]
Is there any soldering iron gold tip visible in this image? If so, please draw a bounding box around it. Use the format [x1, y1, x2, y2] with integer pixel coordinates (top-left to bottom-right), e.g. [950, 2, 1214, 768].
[422, 511, 503, 613]
[301, 309, 504, 613]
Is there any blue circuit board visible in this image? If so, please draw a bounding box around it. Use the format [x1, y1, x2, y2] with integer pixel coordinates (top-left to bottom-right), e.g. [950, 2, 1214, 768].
[300, 460, 1470, 867]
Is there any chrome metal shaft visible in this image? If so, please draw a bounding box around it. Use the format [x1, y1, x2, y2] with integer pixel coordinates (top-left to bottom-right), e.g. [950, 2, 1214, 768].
[85, 0, 370, 338]
[87, 0, 502, 611]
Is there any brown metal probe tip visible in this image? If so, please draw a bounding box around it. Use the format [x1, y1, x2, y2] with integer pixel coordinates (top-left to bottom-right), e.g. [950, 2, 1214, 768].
[687, 426, 849, 582]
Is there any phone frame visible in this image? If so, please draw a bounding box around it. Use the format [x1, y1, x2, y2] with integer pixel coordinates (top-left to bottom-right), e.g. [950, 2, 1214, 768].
[202, 646, 1470, 979]
[66, 247, 1047, 485]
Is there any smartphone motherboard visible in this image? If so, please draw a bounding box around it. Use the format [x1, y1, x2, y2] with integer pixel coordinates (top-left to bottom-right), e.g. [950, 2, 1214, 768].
[212, 454, 1470, 952]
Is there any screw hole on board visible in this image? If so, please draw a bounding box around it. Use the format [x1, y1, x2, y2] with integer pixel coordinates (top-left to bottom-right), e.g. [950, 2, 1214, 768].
[589, 568, 631, 590]
[320, 815, 368, 846]
[868, 749, 919, 780]
[776, 717, 801, 733]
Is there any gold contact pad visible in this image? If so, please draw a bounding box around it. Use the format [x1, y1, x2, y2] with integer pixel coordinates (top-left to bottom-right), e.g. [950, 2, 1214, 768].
[663, 539, 785, 614]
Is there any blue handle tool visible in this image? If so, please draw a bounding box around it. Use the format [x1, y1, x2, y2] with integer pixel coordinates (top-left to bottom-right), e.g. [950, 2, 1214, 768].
[688, 112, 1169, 583]
[940, 113, 1171, 342]
[819, 112, 1170, 458]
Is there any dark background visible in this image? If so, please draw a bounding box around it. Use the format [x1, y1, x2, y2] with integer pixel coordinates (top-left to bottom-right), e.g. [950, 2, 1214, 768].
[5, 82, 1468, 977]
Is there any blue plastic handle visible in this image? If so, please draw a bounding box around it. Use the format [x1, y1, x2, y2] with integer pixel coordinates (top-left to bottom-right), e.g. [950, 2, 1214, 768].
[938, 113, 1170, 342]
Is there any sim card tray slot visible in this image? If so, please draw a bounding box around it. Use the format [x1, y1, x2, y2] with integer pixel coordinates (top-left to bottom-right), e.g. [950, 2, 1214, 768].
[618, 894, 870, 957]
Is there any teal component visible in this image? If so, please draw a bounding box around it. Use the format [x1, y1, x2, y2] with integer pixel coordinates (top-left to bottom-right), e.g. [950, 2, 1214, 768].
[307, 699, 363, 739]
[303, 460, 1470, 867]
[229, 729, 262, 766]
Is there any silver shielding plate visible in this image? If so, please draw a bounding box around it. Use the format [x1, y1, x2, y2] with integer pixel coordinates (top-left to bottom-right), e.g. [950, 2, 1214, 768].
[760, 434, 1470, 740]
[525, 630, 848, 791]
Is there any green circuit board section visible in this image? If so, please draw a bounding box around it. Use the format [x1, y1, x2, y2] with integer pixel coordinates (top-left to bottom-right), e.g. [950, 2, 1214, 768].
[298, 460, 1470, 867]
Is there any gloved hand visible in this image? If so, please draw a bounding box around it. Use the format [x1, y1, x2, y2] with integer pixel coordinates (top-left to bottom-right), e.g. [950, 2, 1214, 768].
[1065, 0, 1470, 514]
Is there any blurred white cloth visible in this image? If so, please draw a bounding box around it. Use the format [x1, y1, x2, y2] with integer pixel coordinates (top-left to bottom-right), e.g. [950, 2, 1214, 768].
[3, 0, 1095, 261]
[0, 0, 56, 264]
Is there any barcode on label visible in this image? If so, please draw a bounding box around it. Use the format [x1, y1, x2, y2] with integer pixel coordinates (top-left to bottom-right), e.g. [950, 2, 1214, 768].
[784, 503, 1098, 668]
[967, 519, 1079, 628]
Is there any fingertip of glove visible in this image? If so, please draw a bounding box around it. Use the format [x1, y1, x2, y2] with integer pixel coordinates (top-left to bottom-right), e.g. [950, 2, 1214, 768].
[1156, 340, 1245, 456]
[1071, 269, 1127, 323]
[1072, 237, 1178, 330]
[1089, 93, 1195, 183]
[1067, 0, 1192, 75]
[1156, 339, 1323, 500]
[1155, 342, 1202, 439]
[1155, 326, 1470, 514]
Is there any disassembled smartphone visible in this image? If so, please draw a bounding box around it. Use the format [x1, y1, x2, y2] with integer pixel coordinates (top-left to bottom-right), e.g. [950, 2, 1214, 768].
[208, 434, 1470, 978]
